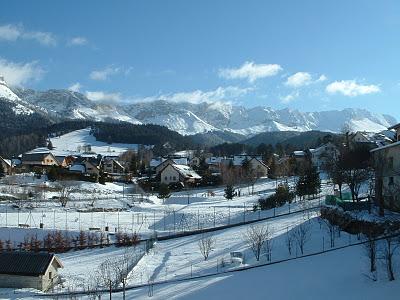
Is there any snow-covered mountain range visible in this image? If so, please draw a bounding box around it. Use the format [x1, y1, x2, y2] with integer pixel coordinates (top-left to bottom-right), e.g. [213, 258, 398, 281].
[0, 79, 396, 136]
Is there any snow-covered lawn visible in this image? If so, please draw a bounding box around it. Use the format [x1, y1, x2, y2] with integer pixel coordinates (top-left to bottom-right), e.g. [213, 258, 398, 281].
[119, 243, 400, 300]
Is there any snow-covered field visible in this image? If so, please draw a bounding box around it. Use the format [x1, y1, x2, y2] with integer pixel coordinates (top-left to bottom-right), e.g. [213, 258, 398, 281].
[0, 176, 329, 245]
[120, 243, 400, 300]
[1, 173, 398, 299]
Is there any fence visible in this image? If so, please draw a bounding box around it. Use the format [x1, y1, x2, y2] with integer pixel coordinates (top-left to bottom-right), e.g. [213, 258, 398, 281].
[34, 223, 400, 298]
[0, 198, 323, 245]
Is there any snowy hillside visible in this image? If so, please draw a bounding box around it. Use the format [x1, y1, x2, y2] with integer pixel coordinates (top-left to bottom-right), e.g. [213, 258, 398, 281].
[0, 78, 35, 115]
[49, 127, 140, 156]
[5, 83, 397, 135]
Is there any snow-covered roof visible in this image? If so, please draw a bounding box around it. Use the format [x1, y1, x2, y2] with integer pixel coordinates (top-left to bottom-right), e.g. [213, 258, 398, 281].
[69, 164, 85, 173]
[151, 157, 188, 168]
[293, 151, 306, 156]
[353, 131, 394, 146]
[206, 157, 224, 164]
[2, 159, 11, 167]
[370, 140, 400, 152]
[171, 164, 201, 179]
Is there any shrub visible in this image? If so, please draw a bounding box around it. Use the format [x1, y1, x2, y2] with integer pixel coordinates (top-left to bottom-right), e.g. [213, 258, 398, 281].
[258, 183, 295, 210]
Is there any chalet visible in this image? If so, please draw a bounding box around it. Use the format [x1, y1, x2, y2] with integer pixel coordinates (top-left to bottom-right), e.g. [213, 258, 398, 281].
[247, 157, 269, 177]
[0, 252, 63, 291]
[21, 152, 59, 170]
[232, 155, 263, 166]
[205, 156, 226, 173]
[160, 163, 201, 185]
[102, 158, 125, 174]
[83, 160, 100, 176]
[371, 141, 400, 212]
[55, 155, 75, 168]
[69, 158, 101, 176]
[152, 157, 189, 175]
[0, 156, 12, 175]
[309, 142, 339, 170]
[349, 131, 393, 149]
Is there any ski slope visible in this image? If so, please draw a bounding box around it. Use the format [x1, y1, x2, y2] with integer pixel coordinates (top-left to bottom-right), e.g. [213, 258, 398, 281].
[50, 127, 141, 156]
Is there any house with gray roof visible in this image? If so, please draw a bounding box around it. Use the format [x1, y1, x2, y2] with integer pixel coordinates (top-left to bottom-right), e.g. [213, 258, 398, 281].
[0, 252, 63, 291]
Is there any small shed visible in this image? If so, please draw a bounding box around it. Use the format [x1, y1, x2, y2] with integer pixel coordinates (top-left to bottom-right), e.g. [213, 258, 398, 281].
[0, 252, 63, 291]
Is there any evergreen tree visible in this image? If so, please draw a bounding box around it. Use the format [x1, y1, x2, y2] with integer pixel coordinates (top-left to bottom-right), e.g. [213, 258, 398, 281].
[47, 140, 54, 150]
[224, 185, 235, 200]
[98, 171, 106, 185]
[158, 183, 171, 203]
[296, 166, 321, 199]
[47, 166, 58, 181]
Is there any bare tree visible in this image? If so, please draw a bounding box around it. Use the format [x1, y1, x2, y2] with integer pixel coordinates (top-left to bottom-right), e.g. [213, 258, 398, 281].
[320, 219, 337, 248]
[380, 236, 399, 281]
[293, 222, 311, 255]
[114, 250, 135, 300]
[58, 184, 72, 207]
[325, 155, 346, 199]
[285, 228, 294, 256]
[341, 146, 371, 202]
[363, 230, 378, 281]
[244, 224, 273, 261]
[221, 163, 239, 189]
[198, 234, 215, 261]
[98, 258, 118, 300]
[86, 273, 103, 300]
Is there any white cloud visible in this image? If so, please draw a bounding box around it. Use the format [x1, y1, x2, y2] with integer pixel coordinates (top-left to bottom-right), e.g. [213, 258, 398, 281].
[24, 31, 56, 46]
[285, 72, 312, 87]
[68, 82, 82, 92]
[0, 58, 44, 86]
[86, 91, 121, 102]
[0, 24, 20, 41]
[89, 66, 120, 81]
[219, 61, 282, 83]
[326, 80, 380, 97]
[135, 86, 251, 105]
[68, 36, 88, 46]
[0, 24, 56, 46]
[280, 91, 299, 104]
[285, 72, 327, 88]
[152, 86, 251, 104]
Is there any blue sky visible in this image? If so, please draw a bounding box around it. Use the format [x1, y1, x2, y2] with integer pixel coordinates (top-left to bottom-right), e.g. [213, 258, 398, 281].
[0, 0, 399, 119]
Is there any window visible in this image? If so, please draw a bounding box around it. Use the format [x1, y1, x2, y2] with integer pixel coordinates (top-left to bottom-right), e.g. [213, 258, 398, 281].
[173, 176, 176, 181]
[389, 177, 394, 185]
[49, 271, 52, 279]
[165, 176, 168, 180]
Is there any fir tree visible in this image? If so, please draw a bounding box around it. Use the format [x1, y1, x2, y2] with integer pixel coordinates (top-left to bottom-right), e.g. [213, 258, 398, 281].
[158, 183, 171, 204]
[47, 140, 54, 150]
[224, 185, 235, 200]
